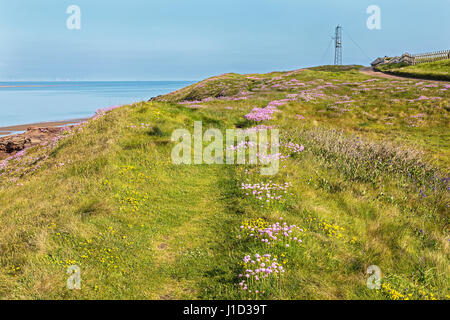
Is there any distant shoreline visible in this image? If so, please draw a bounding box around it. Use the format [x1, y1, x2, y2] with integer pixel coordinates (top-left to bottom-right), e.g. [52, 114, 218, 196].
[0, 85, 64, 88]
[0, 118, 89, 136]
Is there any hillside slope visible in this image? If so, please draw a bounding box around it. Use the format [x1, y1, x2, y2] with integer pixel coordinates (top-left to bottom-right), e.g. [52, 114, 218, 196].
[0, 65, 448, 300]
[376, 60, 450, 81]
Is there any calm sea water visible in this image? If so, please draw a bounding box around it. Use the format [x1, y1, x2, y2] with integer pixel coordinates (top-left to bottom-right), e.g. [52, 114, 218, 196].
[0, 81, 194, 128]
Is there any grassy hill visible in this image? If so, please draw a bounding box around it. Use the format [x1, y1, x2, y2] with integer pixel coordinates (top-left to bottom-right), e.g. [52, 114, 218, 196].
[376, 60, 450, 81]
[0, 65, 448, 300]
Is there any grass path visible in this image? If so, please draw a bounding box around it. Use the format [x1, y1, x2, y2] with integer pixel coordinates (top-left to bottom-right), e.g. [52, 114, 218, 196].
[147, 165, 236, 299]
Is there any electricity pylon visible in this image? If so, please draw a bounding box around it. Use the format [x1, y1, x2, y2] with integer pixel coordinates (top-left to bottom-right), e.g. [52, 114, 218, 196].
[333, 25, 343, 65]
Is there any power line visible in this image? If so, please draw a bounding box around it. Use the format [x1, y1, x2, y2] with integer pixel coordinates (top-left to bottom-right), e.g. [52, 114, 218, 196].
[320, 38, 334, 65]
[343, 28, 371, 61]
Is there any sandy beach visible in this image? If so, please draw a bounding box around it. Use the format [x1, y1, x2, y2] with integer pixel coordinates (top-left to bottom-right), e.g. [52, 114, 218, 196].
[0, 118, 90, 160]
[0, 118, 89, 136]
[0, 85, 62, 88]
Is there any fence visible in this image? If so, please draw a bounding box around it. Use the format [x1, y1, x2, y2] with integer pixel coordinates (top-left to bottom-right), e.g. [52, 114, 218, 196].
[412, 50, 450, 65]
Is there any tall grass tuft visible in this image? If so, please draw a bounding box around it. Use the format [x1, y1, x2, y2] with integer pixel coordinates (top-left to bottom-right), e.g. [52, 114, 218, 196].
[290, 126, 448, 193]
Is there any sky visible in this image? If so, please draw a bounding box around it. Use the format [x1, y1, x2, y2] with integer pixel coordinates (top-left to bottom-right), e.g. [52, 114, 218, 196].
[0, 0, 448, 81]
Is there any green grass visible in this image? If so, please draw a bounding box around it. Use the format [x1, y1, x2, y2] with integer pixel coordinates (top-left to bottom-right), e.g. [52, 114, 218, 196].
[376, 60, 450, 81]
[0, 66, 448, 300]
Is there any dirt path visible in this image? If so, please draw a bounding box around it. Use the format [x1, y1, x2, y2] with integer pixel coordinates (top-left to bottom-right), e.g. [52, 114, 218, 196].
[359, 67, 449, 83]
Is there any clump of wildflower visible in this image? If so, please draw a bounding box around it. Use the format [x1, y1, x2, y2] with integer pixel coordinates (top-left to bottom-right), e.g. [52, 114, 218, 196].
[241, 221, 304, 247]
[114, 187, 150, 213]
[267, 99, 291, 107]
[380, 282, 409, 300]
[238, 254, 285, 294]
[244, 105, 278, 122]
[241, 181, 293, 205]
[379, 276, 441, 300]
[256, 152, 290, 163]
[306, 216, 349, 240]
[1, 265, 22, 276]
[238, 218, 270, 239]
[282, 142, 304, 155]
[46, 228, 127, 271]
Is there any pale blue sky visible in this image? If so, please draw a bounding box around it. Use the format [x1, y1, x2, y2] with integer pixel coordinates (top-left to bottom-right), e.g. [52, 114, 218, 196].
[0, 0, 448, 80]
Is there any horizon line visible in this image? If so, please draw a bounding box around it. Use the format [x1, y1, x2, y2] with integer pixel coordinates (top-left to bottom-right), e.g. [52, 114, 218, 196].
[0, 79, 199, 82]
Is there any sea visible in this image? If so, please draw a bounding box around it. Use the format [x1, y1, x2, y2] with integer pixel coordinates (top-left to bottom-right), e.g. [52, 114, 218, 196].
[0, 81, 194, 129]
